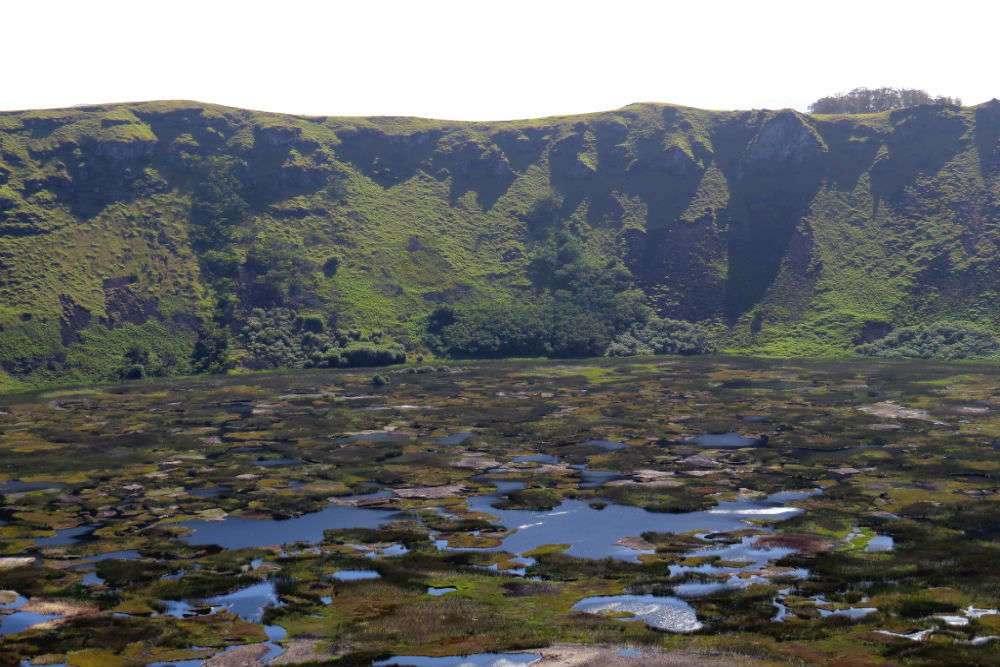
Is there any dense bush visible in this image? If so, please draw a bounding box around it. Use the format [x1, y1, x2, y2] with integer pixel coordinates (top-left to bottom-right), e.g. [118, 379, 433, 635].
[241, 308, 405, 369]
[322, 255, 341, 277]
[855, 322, 999, 359]
[426, 296, 631, 359]
[191, 323, 235, 374]
[117, 344, 186, 380]
[426, 232, 648, 359]
[605, 317, 715, 357]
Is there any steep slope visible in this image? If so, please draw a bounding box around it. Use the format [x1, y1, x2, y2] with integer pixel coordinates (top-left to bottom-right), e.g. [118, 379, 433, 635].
[0, 99, 998, 387]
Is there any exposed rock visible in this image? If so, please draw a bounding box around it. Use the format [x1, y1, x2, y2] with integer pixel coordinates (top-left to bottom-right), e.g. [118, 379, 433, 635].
[633, 469, 676, 481]
[534, 643, 757, 666]
[453, 454, 501, 469]
[203, 644, 270, 667]
[615, 536, 656, 551]
[859, 401, 946, 424]
[745, 111, 825, 165]
[754, 533, 831, 553]
[269, 639, 341, 664]
[680, 453, 719, 468]
[24, 654, 67, 666]
[0, 557, 36, 569]
[394, 483, 466, 499]
[868, 423, 902, 431]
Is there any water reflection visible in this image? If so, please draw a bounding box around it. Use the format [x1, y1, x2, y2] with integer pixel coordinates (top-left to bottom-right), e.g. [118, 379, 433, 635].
[571, 594, 702, 632]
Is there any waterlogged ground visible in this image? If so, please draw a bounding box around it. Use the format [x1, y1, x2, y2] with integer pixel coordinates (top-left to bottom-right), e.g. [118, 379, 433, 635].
[0, 357, 998, 666]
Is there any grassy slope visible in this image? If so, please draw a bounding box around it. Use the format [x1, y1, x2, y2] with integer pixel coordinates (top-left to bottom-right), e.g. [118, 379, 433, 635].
[0, 99, 998, 387]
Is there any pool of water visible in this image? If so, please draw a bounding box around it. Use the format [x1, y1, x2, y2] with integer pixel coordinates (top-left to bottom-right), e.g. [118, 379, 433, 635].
[465, 490, 809, 561]
[0, 593, 26, 610]
[253, 457, 301, 467]
[377, 543, 409, 557]
[686, 433, 763, 448]
[89, 549, 142, 561]
[512, 454, 560, 465]
[261, 624, 287, 661]
[617, 648, 644, 658]
[571, 594, 702, 632]
[669, 536, 807, 596]
[333, 432, 412, 444]
[155, 625, 285, 667]
[1, 611, 62, 635]
[179, 493, 401, 549]
[373, 654, 541, 666]
[178, 480, 811, 565]
[773, 596, 792, 622]
[437, 432, 474, 445]
[865, 535, 894, 552]
[427, 586, 457, 596]
[187, 485, 231, 498]
[0, 480, 65, 493]
[34, 524, 99, 547]
[329, 569, 381, 581]
[577, 440, 625, 450]
[576, 469, 625, 489]
[818, 606, 878, 619]
[82, 571, 104, 585]
[161, 580, 280, 624]
[470, 477, 526, 496]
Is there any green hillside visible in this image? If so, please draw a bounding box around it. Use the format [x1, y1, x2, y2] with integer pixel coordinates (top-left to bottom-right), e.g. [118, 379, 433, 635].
[1, 99, 998, 388]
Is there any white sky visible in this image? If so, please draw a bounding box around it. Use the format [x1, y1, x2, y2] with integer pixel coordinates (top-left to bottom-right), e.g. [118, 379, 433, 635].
[5, 0, 997, 121]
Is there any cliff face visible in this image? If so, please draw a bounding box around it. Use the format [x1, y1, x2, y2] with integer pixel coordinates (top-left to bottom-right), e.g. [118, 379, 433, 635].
[0, 99, 998, 386]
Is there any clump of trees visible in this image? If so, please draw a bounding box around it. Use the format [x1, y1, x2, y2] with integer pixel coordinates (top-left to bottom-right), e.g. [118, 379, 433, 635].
[191, 322, 235, 374]
[808, 88, 961, 114]
[241, 308, 405, 369]
[855, 322, 999, 359]
[117, 345, 182, 380]
[426, 232, 646, 358]
[425, 231, 718, 360]
[605, 317, 715, 357]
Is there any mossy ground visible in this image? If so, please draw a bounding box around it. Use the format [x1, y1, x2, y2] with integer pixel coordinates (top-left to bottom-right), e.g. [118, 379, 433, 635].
[0, 356, 998, 665]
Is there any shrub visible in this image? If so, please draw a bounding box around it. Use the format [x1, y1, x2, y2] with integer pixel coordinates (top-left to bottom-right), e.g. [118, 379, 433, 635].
[855, 322, 999, 359]
[322, 255, 341, 277]
[191, 322, 235, 374]
[342, 343, 405, 367]
[426, 232, 649, 360]
[240, 308, 404, 369]
[605, 317, 715, 357]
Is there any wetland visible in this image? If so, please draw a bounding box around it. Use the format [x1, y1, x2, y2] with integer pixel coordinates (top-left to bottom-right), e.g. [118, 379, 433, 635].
[0, 356, 999, 666]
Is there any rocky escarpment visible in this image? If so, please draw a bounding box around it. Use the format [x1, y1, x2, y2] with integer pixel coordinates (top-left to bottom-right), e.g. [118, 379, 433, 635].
[0, 98, 998, 387]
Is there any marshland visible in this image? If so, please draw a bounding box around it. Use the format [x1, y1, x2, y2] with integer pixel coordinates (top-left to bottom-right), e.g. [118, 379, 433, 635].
[0, 356, 997, 666]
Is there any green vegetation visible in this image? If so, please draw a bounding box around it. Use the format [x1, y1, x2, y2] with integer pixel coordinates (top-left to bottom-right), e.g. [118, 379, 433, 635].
[809, 87, 962, 114]
[240, 308, 405, 369]
[606, 317, 715, 357]
[425, 232, 646, 358]
[1, 98, 1000, 387]
[856, 322, 1000, 359]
